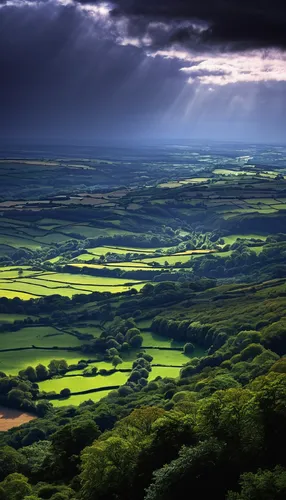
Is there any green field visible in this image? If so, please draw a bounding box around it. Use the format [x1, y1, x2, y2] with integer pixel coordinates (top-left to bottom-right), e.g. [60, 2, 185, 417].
[149, 366, 181, 380]
[0, 350, 92, 375]
[145, 348, 190, 366]
[88, 246, 159, 256]
[220, 234, 267, 246]
[51, 390, 112, 407]
[39, 371, 129, 394]
[141, 331, 185, 348]
[0, 326, 82, 350]
[0, 271, 146, 299]
[70, 325, 102, 338]
[0, 313, 37, 323]
[136, 254, 194, 265]
[0, 290, 38, 300]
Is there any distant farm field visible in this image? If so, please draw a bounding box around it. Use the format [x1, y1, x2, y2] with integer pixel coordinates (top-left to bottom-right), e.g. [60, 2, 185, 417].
[0, 269, 145, 299]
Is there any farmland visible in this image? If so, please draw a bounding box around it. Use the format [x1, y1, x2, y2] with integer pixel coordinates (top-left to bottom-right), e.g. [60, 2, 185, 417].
[0, 268, 145, 298]
[0, 142, 286, 409]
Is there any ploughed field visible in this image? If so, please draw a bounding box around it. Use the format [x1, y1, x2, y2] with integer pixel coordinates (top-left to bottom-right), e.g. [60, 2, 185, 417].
[0, 405, 36, 431]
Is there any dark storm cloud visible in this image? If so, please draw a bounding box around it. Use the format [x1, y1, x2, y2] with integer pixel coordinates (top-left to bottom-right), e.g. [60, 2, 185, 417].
[0, 0, 286, 144]
[0, 0, 185, 141]
[76, 0, 286, 52]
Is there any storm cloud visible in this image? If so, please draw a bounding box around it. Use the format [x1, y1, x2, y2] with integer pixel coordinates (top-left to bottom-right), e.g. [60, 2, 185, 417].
[0, 0, 286, 143]
[76, 0, 286, 52]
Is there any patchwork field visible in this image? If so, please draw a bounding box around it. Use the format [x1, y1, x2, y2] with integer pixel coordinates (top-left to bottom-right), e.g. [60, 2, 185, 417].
[0, 269, 145, 299]
[1, 142, 286, 408]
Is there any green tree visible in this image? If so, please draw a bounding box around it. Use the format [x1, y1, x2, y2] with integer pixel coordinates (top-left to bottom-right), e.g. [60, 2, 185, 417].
[145, 439, 223, 500]
[35, 364, 49, 381]
[48, 360, 68, 375]
[227, 466, 286, 500]
[125, 328, 141, 343]
[7, 389, 26, 407]
[114, 407, 165, 441]
[129, 335, 143, 348]
[52, 420, 100, 458]
[197, 388, 263, 458]
[36, 400, 53, 417]
[0, 473, 32, 500]
[183, 342, 195, 355]
[60, 388, 71, 398]
[141, 283, 154, 296]
[80, 436, 138, 500]
[20, 366, 37, 382]
[21, 441, 53, 476]
[0, 446, 27, 481]
[112, 355, 123, 369]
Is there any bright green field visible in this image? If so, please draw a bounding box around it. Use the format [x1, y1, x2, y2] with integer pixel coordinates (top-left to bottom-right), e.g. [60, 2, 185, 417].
[0, 266, 36, 272]
[0, 269, 42, 279]
[136, 254, 193, 265]
[0, 290, 38, 300]
[0, 271, 145, 300]
[105, 246, 161, 253]
[51, 390, 112, 407]
[0, 282, 90, 298]
[73, 254, 98, 262]
[66, 360, 116, 375]
[150, 366, 181, 380]
[0, 326, 82, 350]
[213, 169, 251, 176]
[272, 204, 286, 210]
[39, 371, 129, 394]
[88, 246, 163, 256]
[71, 262, 164, 272]
[145, 348, 189, 366]
[221, 234, 267, 246]
[36, 273, 143, 287]
[0, 350, 91, 375]
[141, 331, 185, 349]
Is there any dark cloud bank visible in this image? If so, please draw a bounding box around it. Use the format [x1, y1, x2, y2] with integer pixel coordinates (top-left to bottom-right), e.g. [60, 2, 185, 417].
[0, 0, 286, 144]
[77, 0, 286, 51]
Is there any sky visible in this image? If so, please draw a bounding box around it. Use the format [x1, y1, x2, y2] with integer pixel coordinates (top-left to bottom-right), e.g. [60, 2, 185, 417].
[0, 0, 286, 144]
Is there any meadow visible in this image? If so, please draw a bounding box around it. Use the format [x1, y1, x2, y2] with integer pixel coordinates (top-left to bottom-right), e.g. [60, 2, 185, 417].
[0, 350, 92, 375]
[0, 326, 83, 350]
[51, 391, 112, 407]
[38, 371, 130, 395]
